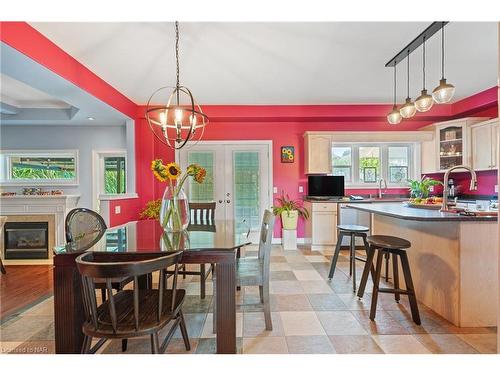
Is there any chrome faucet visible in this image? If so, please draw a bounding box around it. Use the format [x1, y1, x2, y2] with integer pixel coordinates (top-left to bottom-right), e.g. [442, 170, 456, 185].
[378, 178, 387, 199]
[441, 165, 477, 211]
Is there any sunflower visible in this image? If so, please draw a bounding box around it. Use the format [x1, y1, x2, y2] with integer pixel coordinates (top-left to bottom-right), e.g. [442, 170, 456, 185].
[165, 162, 181, 180]
[194, 168, 206, 184]
[151, 159, 168, 182]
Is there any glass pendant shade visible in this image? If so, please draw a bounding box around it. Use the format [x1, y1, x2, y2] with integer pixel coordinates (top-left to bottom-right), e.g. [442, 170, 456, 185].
[415, 89, 434, 112]
[387, 105, 402, 124]
[432, 78, 455, 104]
[400, 98, 416, 118]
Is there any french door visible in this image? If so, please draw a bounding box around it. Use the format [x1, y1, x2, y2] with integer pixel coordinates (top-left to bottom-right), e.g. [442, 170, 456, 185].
[177, 141, 272, 242]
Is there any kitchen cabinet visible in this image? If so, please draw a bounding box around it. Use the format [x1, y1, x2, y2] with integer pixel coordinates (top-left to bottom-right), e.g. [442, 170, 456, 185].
[420, 118, 488, 173]
[304, 133, 332, 174]
[421, 137, 436, 174]
[471, 118, 499, 170]
[435, 118, 488, 172]
[304, 201, 337, 249]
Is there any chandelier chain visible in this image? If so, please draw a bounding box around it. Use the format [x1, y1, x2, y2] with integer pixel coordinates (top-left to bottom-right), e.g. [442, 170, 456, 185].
[175, 21, 180, 89]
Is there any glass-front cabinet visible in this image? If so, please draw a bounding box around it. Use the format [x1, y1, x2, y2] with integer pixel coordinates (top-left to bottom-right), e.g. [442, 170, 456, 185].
[433, 118, 488, 172]
[438, 125, 464, 170]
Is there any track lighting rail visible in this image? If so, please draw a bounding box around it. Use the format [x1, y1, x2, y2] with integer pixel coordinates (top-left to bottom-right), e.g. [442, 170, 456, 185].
[385, 21, 448, 67]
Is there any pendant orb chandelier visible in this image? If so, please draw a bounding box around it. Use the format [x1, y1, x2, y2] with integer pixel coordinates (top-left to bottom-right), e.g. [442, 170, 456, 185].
[415, 37, 434, 112]
[146, 21, 208, 150]
[399, 52, 416, 119]
[387, 64, 402, 125]
[432, 23, 455, 104]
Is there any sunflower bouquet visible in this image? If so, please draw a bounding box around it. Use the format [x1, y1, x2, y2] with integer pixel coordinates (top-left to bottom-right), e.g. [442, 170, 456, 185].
[151, 159, 206, 231]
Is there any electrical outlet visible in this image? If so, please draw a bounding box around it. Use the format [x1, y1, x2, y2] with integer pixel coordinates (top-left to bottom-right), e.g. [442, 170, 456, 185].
[495, 185, 498, 193]
[298, 186, 304, 193]
[115, 205, 121, 214]
[273, 187, 278, 194]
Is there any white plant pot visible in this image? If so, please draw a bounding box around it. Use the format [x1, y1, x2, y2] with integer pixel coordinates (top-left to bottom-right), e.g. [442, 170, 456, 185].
[281, 210, 299, 230]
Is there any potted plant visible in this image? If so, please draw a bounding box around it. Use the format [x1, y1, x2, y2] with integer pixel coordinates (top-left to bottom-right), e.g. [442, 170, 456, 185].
[272, 192, 309, 230]
[408, 176, 443, 202]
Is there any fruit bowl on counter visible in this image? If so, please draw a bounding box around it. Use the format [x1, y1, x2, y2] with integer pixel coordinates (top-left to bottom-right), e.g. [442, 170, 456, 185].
[404, 196, 443, 210]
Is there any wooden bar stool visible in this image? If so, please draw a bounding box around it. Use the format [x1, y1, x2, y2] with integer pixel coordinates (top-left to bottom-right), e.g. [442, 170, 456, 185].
[328, 224, 373, 293]
[357, 235, 421, 325]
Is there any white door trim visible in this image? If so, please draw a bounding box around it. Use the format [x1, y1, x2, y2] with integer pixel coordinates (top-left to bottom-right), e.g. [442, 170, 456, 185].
[175, 140, 274, 216]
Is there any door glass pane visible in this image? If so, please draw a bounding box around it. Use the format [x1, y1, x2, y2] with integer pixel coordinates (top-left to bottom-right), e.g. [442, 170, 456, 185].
[187, 152, 214, 202]
[233, 151, 260, 234]
[388, 146, 409, 183]
[359, 146, 380, 183]
[104, 156, 126, 194]
[332, 146, 352, 182]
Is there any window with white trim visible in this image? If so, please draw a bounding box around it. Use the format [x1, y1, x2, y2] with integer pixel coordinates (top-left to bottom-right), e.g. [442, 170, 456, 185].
[96, 151, 127, 196]
[332, 143, 415, 187]
[0, 150, 78, 186]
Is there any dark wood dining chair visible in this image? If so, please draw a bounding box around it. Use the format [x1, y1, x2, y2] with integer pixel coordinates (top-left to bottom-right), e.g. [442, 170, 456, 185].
[76, 251, 190, 354]
[171, 202, 216, 299]
[213, 209, 275, 332]
[0, 216, 7, 274]
[66, 208, 133, 352]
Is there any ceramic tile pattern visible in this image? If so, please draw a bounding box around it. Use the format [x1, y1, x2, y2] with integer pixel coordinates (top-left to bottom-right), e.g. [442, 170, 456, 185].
[0, 245, 496, 354]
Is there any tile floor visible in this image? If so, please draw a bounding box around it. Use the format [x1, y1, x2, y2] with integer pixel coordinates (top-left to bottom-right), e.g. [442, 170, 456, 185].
[0, 245, 496, 354]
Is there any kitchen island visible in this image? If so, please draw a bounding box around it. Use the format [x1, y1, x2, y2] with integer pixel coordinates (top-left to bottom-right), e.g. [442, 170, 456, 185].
[348, 202, 498, 328]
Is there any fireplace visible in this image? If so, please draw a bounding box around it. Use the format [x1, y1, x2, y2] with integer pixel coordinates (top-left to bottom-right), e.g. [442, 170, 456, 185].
[3, 222, 49, 259]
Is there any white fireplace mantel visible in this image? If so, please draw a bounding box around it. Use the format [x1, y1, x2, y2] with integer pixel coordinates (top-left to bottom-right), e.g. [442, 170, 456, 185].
[0, 195, 80, 246]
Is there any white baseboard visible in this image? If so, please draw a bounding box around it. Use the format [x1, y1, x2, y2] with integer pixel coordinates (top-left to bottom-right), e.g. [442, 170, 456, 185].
[272, 237, 307, 245]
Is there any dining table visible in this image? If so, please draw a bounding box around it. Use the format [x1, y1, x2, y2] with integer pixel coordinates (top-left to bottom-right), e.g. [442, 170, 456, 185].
[53, 219, 250, 354]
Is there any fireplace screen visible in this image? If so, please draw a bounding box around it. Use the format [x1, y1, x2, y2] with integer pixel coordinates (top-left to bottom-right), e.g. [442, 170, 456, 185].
[4, 222, 49, 259]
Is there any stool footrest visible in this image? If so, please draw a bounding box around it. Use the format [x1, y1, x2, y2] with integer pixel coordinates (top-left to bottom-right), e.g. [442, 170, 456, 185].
[378, 287, 412, 295]
[354, 256, 368, 263]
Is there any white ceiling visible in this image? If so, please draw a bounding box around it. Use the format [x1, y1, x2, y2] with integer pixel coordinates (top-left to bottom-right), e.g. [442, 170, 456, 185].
[30, 22, 499, 105]
[0, 73, 70, 108]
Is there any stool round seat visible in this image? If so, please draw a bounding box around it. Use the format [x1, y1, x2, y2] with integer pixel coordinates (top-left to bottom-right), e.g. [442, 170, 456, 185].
[367, 235, 411, 250]
[337, 224, 369, 233]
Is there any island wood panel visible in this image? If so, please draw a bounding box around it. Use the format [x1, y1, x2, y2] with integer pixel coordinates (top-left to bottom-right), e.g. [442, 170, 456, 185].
[459, 222, 498, 327]
[371, 214, 461, 326]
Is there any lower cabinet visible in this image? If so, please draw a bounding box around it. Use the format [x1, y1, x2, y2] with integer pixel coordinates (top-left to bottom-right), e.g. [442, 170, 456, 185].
[304, 202, 338, 249]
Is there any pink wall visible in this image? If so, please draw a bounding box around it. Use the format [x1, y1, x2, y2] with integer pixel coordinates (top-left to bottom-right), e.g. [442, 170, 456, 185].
[2, 22, 498, 234]
[425, 170, 498, 197]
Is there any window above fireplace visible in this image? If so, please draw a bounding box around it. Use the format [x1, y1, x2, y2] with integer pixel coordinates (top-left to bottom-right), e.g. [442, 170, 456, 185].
[0, 150, 79, 186]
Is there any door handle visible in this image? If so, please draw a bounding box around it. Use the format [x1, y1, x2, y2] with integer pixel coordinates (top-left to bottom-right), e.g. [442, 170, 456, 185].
[218, 200, 223, 204]
[226, 200, 231, 203]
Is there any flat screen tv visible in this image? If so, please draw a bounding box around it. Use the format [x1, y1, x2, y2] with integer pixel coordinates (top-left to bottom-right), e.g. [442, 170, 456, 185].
[308, 176, 345, 197]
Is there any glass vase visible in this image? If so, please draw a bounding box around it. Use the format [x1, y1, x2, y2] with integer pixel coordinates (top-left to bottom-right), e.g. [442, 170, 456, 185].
[159, 185, 190, 232]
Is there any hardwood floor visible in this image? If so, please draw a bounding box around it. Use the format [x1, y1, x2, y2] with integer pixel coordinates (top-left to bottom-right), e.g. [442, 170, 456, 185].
[0, 265, 53, 320]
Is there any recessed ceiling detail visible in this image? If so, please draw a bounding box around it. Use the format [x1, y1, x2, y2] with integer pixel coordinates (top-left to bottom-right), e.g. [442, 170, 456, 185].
[0, 42, 130, 126]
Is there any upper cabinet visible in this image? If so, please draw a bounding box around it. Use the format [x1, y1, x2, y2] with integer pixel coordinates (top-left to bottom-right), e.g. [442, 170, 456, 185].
[421, 118, 488, 173]
[304, 132, 332, 174]
[471, 118, 499, 171]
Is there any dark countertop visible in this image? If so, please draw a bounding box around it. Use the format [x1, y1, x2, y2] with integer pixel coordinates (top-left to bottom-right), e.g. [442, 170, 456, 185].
[347, 202, 498, 222]
[305, 197, 408, 204]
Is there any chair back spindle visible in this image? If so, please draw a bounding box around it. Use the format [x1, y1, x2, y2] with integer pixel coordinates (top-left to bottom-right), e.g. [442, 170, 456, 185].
[76, 251, 183, 333]
[189, 202, 216, 225]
